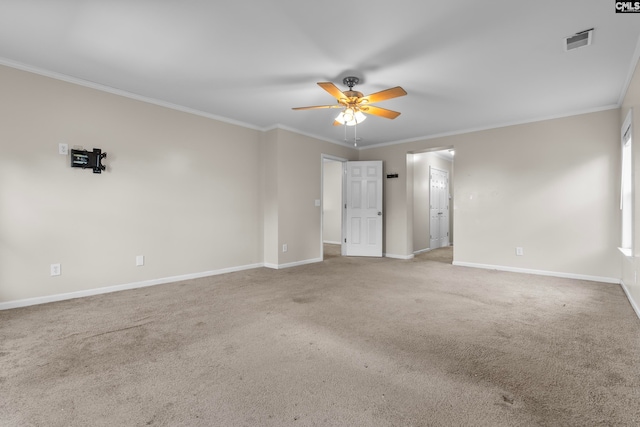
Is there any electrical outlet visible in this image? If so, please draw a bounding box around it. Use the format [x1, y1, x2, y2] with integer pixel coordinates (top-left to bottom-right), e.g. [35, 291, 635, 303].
[282, 244, 288, 253]
[516, 247, 524, 256]
[136, 255, 144, 266]
[50, 263, 61, 276]
[58, 143, 68, 155]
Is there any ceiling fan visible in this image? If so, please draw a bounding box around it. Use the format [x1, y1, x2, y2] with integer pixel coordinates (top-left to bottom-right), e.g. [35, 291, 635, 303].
[292, 77, 407, 126]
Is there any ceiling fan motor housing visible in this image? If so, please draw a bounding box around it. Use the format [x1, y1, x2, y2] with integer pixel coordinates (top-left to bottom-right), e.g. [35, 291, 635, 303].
[344, 90, 364, 99]
[343, 76, 360, 88]
[342, 77, 364, 101]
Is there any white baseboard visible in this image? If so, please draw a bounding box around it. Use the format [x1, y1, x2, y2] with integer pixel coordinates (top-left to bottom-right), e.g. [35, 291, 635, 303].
[323, 241, 341, 245]
[413, 248, 432, 255]
[264, 257, 322, 270]
[620, 280, 640, 320]
[452, 261, 621, 284]
[0, 262, 264, 311]
[385, 253, 415, 260]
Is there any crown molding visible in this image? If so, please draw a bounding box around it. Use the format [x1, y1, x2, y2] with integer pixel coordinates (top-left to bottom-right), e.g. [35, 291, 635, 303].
[618, 32, 640, 106]
[267, 124, 356, 149]
[359, 104, 620, 151]
[0, 57, 264, 131]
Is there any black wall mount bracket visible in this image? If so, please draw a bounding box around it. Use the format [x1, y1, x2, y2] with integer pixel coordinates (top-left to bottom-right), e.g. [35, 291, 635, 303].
[70, 148, 107, 174]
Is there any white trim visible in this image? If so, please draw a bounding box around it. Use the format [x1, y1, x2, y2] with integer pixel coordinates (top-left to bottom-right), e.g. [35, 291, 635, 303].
[0, 57, 357, 149]
[413, 247, 433, 255]
[321, 154, 349, 260]
[2, 56, 626, 154]
[622, 108, 634, 144]
[268, 124, 354, 149]
[323, 240, 342, 245]
[452, 261, 620, 284]
[620, 280, 640, 320]
[0, 56, 264, 132]
[359, 105, 620, 151]
[617, 32, 640, 106]
[384, 253, 415, 260]
[619, 247, 633, 257]
[620, 109, 634, 253]
[431, 151, 454, 162]
[264, 257, 322, 270]
[322, 154, 350, 162]
[0, 263, 264, 311]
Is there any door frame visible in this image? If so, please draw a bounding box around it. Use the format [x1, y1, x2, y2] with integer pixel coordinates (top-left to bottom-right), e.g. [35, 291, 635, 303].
[321, 154, 348, 259]
[429, 166, 450, 249]
[410, 148, 454, 255]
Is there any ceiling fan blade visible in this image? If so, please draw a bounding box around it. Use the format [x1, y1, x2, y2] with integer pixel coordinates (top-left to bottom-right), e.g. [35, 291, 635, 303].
[361, 105, 402, 119]
[292, 104, 343, 110]
[333, 120, 342, 126]
[360, 86, 407, 104]
[318, 82, 349, 101]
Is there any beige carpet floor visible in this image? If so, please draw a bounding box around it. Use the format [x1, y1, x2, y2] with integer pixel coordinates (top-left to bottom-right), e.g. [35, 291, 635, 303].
[1, 246, 639, 426]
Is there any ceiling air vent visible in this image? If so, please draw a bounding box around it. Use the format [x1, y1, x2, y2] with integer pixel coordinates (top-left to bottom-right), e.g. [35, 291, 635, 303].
[564, 28, 593, 51]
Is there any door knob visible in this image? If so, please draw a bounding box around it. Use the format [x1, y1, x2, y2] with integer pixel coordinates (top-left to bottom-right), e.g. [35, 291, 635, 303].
[378, 212, 382, 216]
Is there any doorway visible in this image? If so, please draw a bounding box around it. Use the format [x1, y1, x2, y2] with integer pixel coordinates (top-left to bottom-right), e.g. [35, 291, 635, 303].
[322, 156, 346, 259]
[411, 149, 454, 254]
[322, 156, 385, 260]
[429, 167, 450, 249]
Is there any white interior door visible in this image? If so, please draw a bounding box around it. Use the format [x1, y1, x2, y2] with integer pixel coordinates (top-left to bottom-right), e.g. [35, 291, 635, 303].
[429, 167, 450, 249]
[345, 161, 383, 257]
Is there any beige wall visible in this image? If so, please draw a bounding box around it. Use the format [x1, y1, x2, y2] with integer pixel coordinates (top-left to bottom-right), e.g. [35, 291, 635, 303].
[361, 109, 621, 280]
[0, 65, 358, 304]
[0, 65, 263, 303]
[620, 59, 640, 313]
[412, 152, 453, 252]
[1, 59, 633, 306]
[271, 129, 356, 266]
[323, 160, 343, 244]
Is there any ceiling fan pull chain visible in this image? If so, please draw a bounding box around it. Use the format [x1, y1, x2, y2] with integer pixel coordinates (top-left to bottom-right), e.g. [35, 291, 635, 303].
[354, 122, 357, 147]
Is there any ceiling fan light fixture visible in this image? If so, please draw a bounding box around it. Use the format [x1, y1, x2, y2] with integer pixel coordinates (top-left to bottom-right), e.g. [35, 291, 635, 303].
[343, 108, 355, 122]
[352, 111, 367, 125]
[335, 109, 367, 126]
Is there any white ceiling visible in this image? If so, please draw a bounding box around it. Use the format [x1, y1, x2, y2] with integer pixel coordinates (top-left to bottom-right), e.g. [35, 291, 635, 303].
[1, 1, 639, 148]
